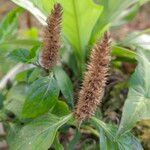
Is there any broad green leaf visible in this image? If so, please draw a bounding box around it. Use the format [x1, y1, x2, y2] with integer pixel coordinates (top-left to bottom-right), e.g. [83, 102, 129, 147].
[54, 66, 74, 108]
[4, 84, 29, 118]
[22, 75, 59, 118]
[0, 8, 23, 43]
[7, 123, 22, 146]
[29, 45, 41, 60]
[15, 69, 32, 82]
[25, 45, 41, 64]
[28, 68, 41, 83]
[52, 100, 71, 117]
[9, 113, 72, 150]
[57, 0, 102, 65]
[99, 127, 143, 150]
[15, 68, 40, 83]
[11, 0, 46, 25]
[8, 49, 30, 63]
[91, 117, 143, 150]
[6, 44, 40, 66]
[90, 0, 138, 44]
[118, 49, 150, 135]
[31, 0, 54, 15]
[112, 46, 137, 63]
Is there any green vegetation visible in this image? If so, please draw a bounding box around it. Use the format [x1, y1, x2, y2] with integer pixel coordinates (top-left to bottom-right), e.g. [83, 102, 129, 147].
[0, 0, 150, 149]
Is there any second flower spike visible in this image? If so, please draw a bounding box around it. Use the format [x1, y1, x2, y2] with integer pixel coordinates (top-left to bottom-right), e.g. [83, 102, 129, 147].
[75, 32, 111, 122]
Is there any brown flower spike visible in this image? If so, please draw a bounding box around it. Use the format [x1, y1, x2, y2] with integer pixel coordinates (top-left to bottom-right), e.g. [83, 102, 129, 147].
[75, 32, 111, 122]
[41, 3, 63, 69]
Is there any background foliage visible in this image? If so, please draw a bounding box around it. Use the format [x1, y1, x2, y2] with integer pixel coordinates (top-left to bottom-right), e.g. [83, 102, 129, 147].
[0, 0, 150, 149]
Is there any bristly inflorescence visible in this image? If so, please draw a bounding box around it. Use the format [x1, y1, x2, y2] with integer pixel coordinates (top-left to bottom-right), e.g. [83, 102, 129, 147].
[41, 3, 63, 70]
[75, 32, 111, 122]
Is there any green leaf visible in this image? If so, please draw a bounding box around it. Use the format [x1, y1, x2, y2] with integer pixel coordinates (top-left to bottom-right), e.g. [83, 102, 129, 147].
[8, 49, 30, 63]
[28, 68, 41, 83]
[21, 27, 39, 39]
[7, 45, 40, 64]
[0, 8, 23, 43]
[11, 0, 46, 25]
[52, 133, 64, 150]
[31, 0, 54, 15]
[27, 45, 41, 64]
[9, 113, 72, 150]
[91, 117, 143, 150]
[15, 69, 33, 82]
[112, 46, 137, 63]
[118, 49, 150, 135]
[4, 84, 29, 118]
[15, 68, 40, 83]
[54, 66, 74, 108]
[52, 100, 71, 117]
[29, 45, 41, 60]
[15, 71, 29, 82]
[22, 75, 60, 118]
[58, 0, 102, 65]
[7, 123, 22, 146]
[139, 0, 150, 5]
[1, 39, 41, 48]
[90, 0, 138, 44]
[99, 127, 143, 150]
